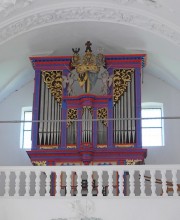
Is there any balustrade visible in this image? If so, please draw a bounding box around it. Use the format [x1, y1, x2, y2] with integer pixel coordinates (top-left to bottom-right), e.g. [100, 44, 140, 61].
[0, 165, 180, 198]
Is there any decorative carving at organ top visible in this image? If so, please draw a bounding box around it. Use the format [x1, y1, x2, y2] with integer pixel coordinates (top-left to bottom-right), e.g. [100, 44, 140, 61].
[63, 42, 109, 95]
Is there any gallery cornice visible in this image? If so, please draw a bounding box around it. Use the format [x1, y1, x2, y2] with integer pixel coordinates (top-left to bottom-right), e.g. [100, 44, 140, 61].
[0, 3, 180, 46]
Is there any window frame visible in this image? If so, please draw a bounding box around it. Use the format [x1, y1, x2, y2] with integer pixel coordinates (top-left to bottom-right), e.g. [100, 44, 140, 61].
[141, 102, 164, 147]
[20, 106, 32, 149]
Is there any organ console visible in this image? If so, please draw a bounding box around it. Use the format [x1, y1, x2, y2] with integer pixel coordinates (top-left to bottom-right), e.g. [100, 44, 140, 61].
[27, 42, 147, 166]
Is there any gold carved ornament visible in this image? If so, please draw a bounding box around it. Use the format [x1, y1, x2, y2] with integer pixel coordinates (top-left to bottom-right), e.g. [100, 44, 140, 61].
[97, 108, 108, 126]
[67, 107, 92, 128]
[32, 161, 47, 166]
[77, 71, 88, 88]
[71, 41, 103, 93]
[113, 69, 133, 104]
[39, 146, 58, 150]
[126, 159, 142, 165]
[67, 108, 78, 127]
[77, 51, 100, 74]
[42, 70, 63, 104]
[97, 145, 107, 148]
[67, 145, 77, 149]
[76, 52, 100, 93]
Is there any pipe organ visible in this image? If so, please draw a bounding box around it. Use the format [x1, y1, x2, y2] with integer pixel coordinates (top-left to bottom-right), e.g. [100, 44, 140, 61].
[27, 42, 147, 166]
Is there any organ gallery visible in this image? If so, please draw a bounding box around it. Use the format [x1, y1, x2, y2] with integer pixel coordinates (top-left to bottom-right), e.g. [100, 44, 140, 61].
[27, 42, 147, 166]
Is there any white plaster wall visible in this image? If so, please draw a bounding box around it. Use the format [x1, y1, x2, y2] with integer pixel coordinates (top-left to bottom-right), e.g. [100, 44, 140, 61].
[0, 72, 180, 165]
[142, 73, 180, 164]
[0, 197, 180, 220]
[0, 81, 33, 166]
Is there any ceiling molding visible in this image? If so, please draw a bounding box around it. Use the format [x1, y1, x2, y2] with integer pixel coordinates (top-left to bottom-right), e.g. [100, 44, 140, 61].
[0, 3, 180, 46]
[113, 0, 173, 12]
[0, 0, 35, 16]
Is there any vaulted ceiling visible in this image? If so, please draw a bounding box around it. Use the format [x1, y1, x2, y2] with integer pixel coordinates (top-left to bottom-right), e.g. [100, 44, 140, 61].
[0, 0, 180, 102]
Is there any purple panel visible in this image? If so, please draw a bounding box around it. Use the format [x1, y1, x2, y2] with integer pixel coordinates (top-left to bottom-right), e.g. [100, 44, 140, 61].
[32, 70, 41, 149]
[134, 67, 142, 147]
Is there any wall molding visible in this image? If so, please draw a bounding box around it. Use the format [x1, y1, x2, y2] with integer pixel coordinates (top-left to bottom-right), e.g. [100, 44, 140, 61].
[0, 3, 180, 46]
[0, 0, 35, 16]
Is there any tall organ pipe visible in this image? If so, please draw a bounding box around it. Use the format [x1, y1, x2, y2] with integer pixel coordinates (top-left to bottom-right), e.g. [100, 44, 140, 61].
[47, 88, 51, 145]
[131, 73, 135, 143]
[113, 70, 135, 145]
[39, 76, 44, 145]
[127, 82, 131, 143]
[38, 74, 62, 146]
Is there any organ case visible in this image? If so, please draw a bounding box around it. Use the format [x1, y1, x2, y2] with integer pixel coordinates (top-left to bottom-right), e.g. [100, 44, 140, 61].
[27, 42, 147, 165]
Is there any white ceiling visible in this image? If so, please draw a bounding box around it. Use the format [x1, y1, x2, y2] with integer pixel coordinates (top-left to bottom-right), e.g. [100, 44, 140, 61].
[0, 0, 180, 102]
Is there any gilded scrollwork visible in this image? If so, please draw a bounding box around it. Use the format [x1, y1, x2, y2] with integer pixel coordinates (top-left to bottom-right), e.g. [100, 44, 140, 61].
[67, 145, 77, 149]
[113, 69, 133, 104]
[115, 144, 134, 148]
[97, 108, 108, 126]
[67, 108, 78, 127]
[32, 161, 47, 166]
[126, 159, 142, 165]
[42, 70, 63, 104]
[97, 145, 108, 148]
[40, 146, 58, 150]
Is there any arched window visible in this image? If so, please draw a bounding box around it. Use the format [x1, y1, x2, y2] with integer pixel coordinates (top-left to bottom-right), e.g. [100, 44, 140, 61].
[141, 102, 164, 147]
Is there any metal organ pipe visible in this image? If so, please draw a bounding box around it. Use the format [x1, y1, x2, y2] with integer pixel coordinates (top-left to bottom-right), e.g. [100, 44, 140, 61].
[38, 74, 62, 146]
[57, 103, 61, 145]
[83, 108, 86, 143]
[117, 100, 120, 143]
[82, 109, 85, 143]
[124, 91, 127, 143]
[84, 108, 86, 143]
[87, 109, 91, 142]
[67, 115, 76, 145]
[43, 80, 48, 145]
[50, 93, 53, 144]
[121, 95, 124, 144]
[89, 109, 92, 143]
[51, 97, 56, 144]
[126, 88, 129, 143]
[73, 120, 77, 144]
[81, 107, 93, 143]
[127, 81, 131, 143]
[39, 76, 44, 145]
[131, 73, 135, 143]
[47, 86, 51, 144]
[113, 103, 116, 143]
[114, 102, 117, 143]
[54, 98, 57, 144]
[97, 119, 107, 145]
[113, 70, 135, 145]
[85, 108, 87, 143]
